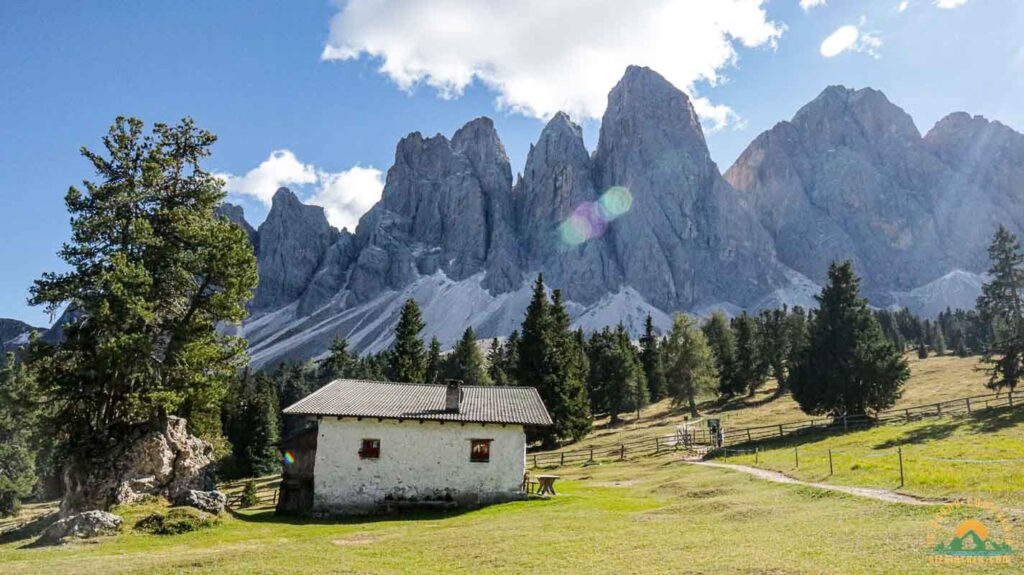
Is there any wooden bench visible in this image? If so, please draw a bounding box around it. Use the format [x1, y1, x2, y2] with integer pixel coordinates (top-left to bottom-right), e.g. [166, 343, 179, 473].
[523, 473, 540, 494]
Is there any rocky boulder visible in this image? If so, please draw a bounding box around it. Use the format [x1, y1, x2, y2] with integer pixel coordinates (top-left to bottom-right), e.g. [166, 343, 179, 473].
[60, 416, 216, 517]
[174, 489, 227, 515]
[40, 510, 123, 544]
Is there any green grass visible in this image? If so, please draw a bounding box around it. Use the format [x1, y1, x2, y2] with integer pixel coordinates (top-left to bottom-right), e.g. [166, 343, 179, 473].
[1, 354, 1019, 574]
[713, 406, 1024, 509]
[549, 353, 995, 453]
[2, 452, 1021, 574]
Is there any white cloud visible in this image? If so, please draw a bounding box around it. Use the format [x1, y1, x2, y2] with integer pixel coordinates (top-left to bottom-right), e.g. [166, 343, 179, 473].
[217, 150, 316, 206]
[897, 1, 909, 12]
[800, 0, 827, 11]
[321, 0, 783, 129]
[219, 151, 384, 231]
[820, 25, 882, 58]
[935, 0, 968, 8]
[309, 166, 385, 231]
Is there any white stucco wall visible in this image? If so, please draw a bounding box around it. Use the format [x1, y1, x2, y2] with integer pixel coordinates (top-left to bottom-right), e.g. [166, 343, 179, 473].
[313, 418, 526, 514]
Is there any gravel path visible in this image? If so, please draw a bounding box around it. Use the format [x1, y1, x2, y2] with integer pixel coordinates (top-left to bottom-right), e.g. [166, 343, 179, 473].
[685, 460, 942, 506]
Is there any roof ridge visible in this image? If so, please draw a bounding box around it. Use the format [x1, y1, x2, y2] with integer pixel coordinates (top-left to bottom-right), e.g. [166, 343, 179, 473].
[326, 378, 538, 390]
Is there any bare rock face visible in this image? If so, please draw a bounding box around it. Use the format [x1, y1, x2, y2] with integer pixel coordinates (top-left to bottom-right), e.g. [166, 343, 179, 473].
[348, 118, 521, 302]
[253, 188, 339, 310]
[40, 510, 123, 544]
[513, 111, 621, 305]
[60, 416, 216, 517]
[593, 66, 785, 310]
[215, 202, 259, 250]
[726, 86, 1024, 302]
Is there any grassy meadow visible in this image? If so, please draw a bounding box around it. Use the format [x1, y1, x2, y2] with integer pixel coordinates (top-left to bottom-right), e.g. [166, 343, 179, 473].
[1, 353, 1021, 574]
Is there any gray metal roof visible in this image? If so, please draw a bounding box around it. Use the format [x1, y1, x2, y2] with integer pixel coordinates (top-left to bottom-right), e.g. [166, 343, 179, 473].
[283, 379, 553, 426]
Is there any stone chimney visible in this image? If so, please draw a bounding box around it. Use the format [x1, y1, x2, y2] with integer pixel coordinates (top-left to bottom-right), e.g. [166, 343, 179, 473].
[445, 379, 462, 413]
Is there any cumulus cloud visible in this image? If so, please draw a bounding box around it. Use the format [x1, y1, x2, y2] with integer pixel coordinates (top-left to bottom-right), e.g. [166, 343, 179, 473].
[820, 25, 882, 58]
[217, 150, 316, 206]
[935, 0, 968, 8]
[800, 0, 827, 11]
[219, 152, 384, 231]
[321, 0, 783, 129]
[309, 166, 385, 231]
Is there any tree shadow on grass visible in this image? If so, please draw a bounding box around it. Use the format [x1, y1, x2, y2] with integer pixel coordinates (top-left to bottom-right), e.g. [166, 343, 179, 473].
[874, 421, 961, 449]
[0, 511, 58, 547]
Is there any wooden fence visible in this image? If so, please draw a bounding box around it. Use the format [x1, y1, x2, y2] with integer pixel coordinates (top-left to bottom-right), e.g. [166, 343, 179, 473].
[529, 390, 1018, 468]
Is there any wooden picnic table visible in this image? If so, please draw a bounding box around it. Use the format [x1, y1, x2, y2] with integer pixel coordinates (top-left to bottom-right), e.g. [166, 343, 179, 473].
[536, 475, 559, 496]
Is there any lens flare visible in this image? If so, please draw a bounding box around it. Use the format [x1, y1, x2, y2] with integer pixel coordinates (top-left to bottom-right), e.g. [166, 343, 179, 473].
[599, 186, 633, 217]
[283, 451, 295, 465]
[557, 186, 632, 247]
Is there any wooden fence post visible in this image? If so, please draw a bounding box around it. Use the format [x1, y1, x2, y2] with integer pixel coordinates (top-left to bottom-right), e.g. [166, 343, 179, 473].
[828, 449, 834, 476]
[747, 428, 752, 443]
[560, 452, 565, 466]
[936, 403, 942, 416]
[533, 455, 537, 468]
[843, 415, 848, 432]
[589, 445, 594, 463]
[778, 424, 784, 437]
[897, 446, 905, 488]
[905, 409, 910, 423]
[620, 444, 625, 460]
[794, 446, 799, 469]
[755, 448, 759, 465]
[1010, 391, 1015, 408]
[966, 398, 972, 415]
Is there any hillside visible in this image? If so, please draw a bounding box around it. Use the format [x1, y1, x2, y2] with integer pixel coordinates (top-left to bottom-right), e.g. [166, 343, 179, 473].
[546, 353, 996, 453]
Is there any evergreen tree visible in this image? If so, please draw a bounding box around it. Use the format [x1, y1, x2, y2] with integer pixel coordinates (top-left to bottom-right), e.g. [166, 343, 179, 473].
[732, 312, 765, 397]
[786, 261, 909, 413]
[638, 314, 666, 401]
[782, 307, 810, 396]
[789, 262, 910, 417]
[425, 337, 444, 384]
[702, 311, 739, 398]
[273, 362, 316, 439]
[223, 371, 281, 478]
[547, 289, 592, 442]
[388, 298, 426, 383]
[447, 327, 492, 386]
[662, 314, 718, 417]
[487, 338, 509, 386]
[0, 355, 42, 516]
[759, 307, 790, 394]
[976, 225, 1024, 394]
[319, 337, 356, 383]
[934, 326, 946, 356]
[586, 325, 644, 424]
[954, 331, 970, 358]
[27, 117, 258, 458]
[917, 341, 929, 359]
[502, 330, 521, 386]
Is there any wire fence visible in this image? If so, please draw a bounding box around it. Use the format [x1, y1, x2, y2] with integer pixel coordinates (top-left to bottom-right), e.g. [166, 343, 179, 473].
[717, 441, 1024, 489]
[529, 390, 1020, 469]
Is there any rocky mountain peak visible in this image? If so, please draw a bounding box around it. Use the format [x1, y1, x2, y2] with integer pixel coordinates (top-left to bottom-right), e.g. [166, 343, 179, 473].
[791, 85, 921, 150]
[252, 187, 338, 310]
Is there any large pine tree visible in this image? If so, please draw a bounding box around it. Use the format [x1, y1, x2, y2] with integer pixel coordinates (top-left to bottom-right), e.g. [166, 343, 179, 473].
[702, 311, 739, 398]
[447, 327, 492, 386]
[223, 371, 281, 478]
[0, 355, 42, 516]
[516, 275, 590, 446]
[789, 262, 910, 417]
[388, 298, 427, 383]
[424, 337, 443, 384]
[976, 225, 1024, 394]
[732, 312, 765, 397]
[638, 314, 666, 401]
[662, 314, 718, 417]
[28, 117, 258, 460]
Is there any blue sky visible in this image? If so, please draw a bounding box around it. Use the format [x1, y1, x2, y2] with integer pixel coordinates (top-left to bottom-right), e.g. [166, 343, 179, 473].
[2, 0, 1021, 327]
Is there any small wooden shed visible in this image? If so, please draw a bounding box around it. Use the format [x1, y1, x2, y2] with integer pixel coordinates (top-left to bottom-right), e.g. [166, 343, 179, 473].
[275, 427, 318, 515]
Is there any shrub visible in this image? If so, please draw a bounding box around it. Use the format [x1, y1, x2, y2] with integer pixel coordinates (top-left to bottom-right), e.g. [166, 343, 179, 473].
[240, 480, 259, 508]
[134, 508, 216, 535]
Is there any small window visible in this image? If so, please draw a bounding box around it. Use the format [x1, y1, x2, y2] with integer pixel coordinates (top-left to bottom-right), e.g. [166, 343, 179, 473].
[359, 439, 380, 459]
[470, 439, 492, 463]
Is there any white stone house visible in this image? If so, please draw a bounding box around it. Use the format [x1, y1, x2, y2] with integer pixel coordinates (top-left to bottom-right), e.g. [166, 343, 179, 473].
[282, 379, 552, 515]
